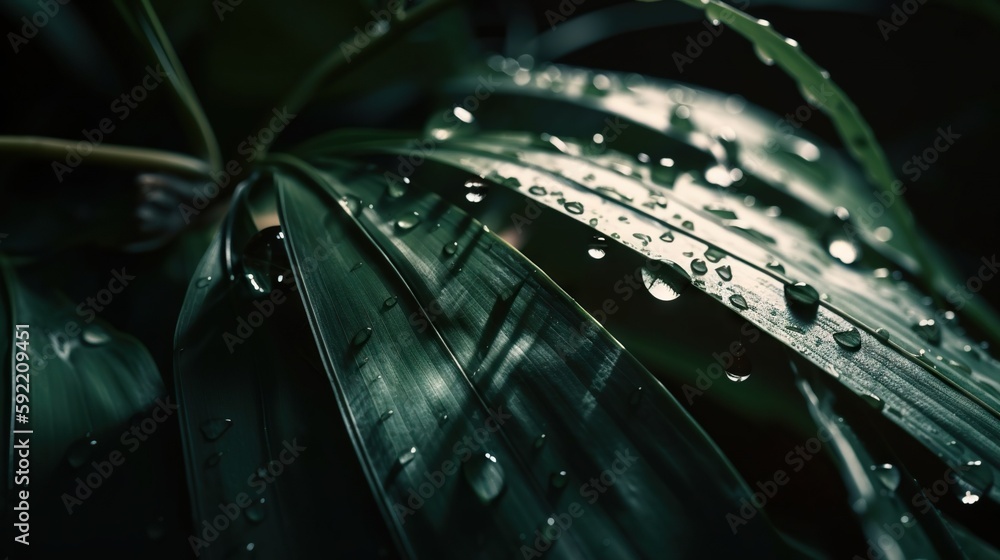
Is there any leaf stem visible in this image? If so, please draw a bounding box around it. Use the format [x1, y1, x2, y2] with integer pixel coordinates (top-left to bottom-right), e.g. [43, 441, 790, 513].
[0, 136, 211, 177]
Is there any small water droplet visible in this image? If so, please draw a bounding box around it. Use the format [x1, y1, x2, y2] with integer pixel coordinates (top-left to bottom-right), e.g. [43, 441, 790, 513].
[659, 231, 675, 243]
[729, 294, 749, 310]
[339, 195, 362, 216]
[463, 452, 505, 504]
[785, 282, 819, 312]
[870, 464, 900, 491]
[766, 260, 785, 274]
[443, 241, 459, 257]
[629, 387, 643, 408]
[397, 447, 417, 468]
[691, 259, 708, 275]
[725, 343, 751, 382]
[588, 218, 599, 227]
[66, 436, 98, 468]
[861, 393, 885, 411]
[564, 201, 584, 214]
[353, 327, 373, 347]
[716, 265, 732, 281]
[550, 470, 568, 489]
[246, 498, 266, 523]
[533, 434, 547, 449]
[588, 236, 607, 259]
[529, 186, 547, 196]
[81, 325, 111, 346]
[465, 180, 488, 203]
[704, 246, 725, 263]
[833, 328, 861, 351]
[380, 409, 395, 422]
[754, 45, 775, 65]
[395, 212, 421, 231]
[632, 233, 652, 246]
[196, 276, 212, 288]
[201, 419, 233, 441]
[875, 328, 890, 342]
[438, 412, 449, 426]
[384, 296, 397, 308]
[350, 261, 364, 271]
[911, 319, 941, 345]
[681, 220, 694, 231]
[205, 452, 223, 467]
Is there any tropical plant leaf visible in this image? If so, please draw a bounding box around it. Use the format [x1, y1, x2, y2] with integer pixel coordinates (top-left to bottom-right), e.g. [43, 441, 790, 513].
[285, 64, 1000, 551]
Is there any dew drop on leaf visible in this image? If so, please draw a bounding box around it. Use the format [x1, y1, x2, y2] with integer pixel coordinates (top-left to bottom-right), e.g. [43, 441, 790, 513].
[528, 186, 547, 196]
[353, 326, 373, 347]
[463, 452, 505, 504]
[81, 325, 111, 346]
[443, 241, 459, 257]
[911, 319, 941, 345]
[869, 464, 900, 491]
[465, 180, 488, 203]
[704, 246, 725, 262]
[241, 226, 295, 296]
[397, 447, 417, 468]
[564, 201, 584, 214]
[659, 231, 674, 243]
[534, 433, 547, 449]
[200, 418, 233, 441]
[716, 265, 732, 281]
[641, 260, 690, 301]
[338, 195, 362, 216]
[588, 236, 607, 260]
[632, 233, 651, 246]
[395, 212, 421, 231]
[691, 259, 708, 275]
[246, 498, 267, 523]
[384, 296, 398, 308]
[784, 282, 819, 311]
[833, 328, 862, 351]
[729, 294, 749, 310]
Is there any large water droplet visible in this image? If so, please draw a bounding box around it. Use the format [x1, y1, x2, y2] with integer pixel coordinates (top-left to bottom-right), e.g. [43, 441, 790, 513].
[874, 328, 891, 342]
[201, 418, 233, 441]
[463, 452, 505, 504]
[465, 180, 488, 203]
[870, 463, 900, 491]
[397, 447, 417, 468]
[588, 236, 607, 259]
[691, 259, 708, 275]
[443, 241, 459, 257]
[766, 260, 785, 274]
[824, 208, 861, 264]
[729, 294, 749, 310]
[785, 282, 819, 312]
[396, 212, 421, 231]
[833, 328, 861, 351]
[564, 201, 584, 215]
[528, 186, 547, 196]
[384, 296, 397, 308]
[716, 265, 732, 281]
[725, 343, 751, 382]
[353, 327, 373, 347]
[241, 226, 294, 296]
[81, 325, 111, 346]
[641, 260, 691, 301]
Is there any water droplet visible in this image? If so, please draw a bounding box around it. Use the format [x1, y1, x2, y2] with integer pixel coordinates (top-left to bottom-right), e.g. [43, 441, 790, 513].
[443, 241, 459, 257]
[681, 220, 694, 231]
[66, 436, 97, 468]
[704, 206, 738, 220]
[384, 296, 397, 308]
[912, 319, 941, 345]
[387, 175, 409, 198]
[785, 282, 819, 312]
[725, 343, 751, 382]
[716, 265, 732, 281]
[960, 491, 980, 504]
[205, 452, 223, 467]
[704, 246, 725, 263]
[201, 418, 233, 441]
[338, 195, 362, 216]
[861, 393, 885, 411]
[875, 328, 890, 342]
[463, 452, 505, 504]
[588, 218, 599, 227]
[241, 227, 294, 296]
[754, 45, 775, 65]
[380, 409, 394, 422]
[533, 434, 547, 449]
[397, 447, 417, 468]
[691, 259, 708, 275]
[353, 327, 373, 347]
[833, 328, 861, 351]
[396, 212, 421, 231]
[629, 387, 644, 408]
[564, 201, 584, 215]
[246, 498, 266, 523]
[870, 464, 900, 491]
[465, 180, 488, 203]
[196, 276, 212, 288]
[766, 260, 785, 274]
[670, 105, 694, 132]
[528, 186, 547, 196]
[659, 231, 674, 243]
[350, 261, 363, 271]
[641, 260, 691, 301]
[729, 294, 749, 310]
[550, 470, 568, 489]
[632, 233, 652, 246]
[588, 236, 607, 259]
[824, 208, 861, 264]
[81, 325, 111, 346]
